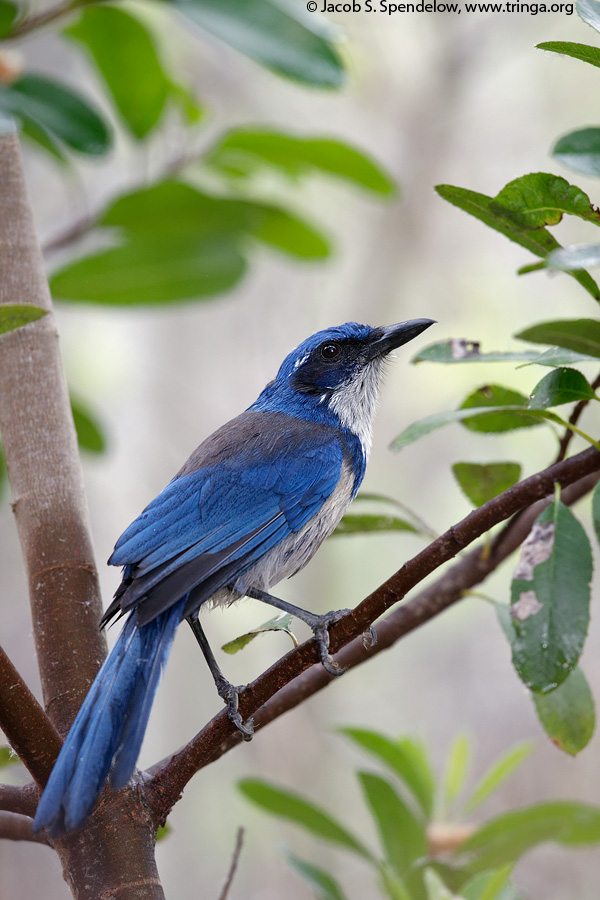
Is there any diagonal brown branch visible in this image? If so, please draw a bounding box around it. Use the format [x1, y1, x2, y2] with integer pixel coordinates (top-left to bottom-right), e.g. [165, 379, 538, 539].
[143, 444, 600, 824]
[0, 811, 50, 844]
[0, 783, 39, 818]
[0, 644, 62, 787]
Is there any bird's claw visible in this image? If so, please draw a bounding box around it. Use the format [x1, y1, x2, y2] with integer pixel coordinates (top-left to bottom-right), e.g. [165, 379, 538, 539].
[311, 608, 351, 677]
[223, 685, 254, 741]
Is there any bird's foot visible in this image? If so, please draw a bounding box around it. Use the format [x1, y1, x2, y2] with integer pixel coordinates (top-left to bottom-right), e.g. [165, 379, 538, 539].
[219, 683, 254, 741]
[306, 608, 351, 677]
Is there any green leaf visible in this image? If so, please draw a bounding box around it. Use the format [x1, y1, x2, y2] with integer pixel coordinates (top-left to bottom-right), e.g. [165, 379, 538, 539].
[412, 340, 596, 368]
[0, 746, 19, 767]
[166, 0, 345, 88]
[0, 304, 47, 335]
[287, 853, 350, 900]
[70, 398, 107, 453]
[423, 869, 457, 900]
[20, 116, 69, 162]
[50, 237, 246, 305]
[577, 0, 600, 34]
[208, 128, 396, 194]
[391, 406, 558, 451]
[380, 866, 413, 900]
[459, 386, 540, 432]
[552, 127, 600, 178]
[64, 6, 174, 140]
[340, 728, 435, 819]
[452, 463, 522, 508]
[463, 743, 534, 815]
[546, 243, 600, 270]
[457, 801, 600, 873]
[509, 499, 593, 693]
[533, 666, 595, 755]
[435, 184, 600, 301]
[100, 180, 329, 259]
[358, 772, 427, 876]
[156, 822, 171, 841]
[461, 866, 515, 900]
[516, 319, 600, 358]
[0, 74, 111, 155]
[238, 779, 373, 860]
[443, 735, 471, 809]
[537, 40, 600, 70]
[528, 367, 597, 409]
[334, 513, 419, 536]
[0, 1, 17, 37]
[221, 613, 296, 654]
[491, 173, 599, 229]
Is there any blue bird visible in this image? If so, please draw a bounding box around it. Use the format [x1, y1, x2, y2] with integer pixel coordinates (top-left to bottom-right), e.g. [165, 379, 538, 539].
[33, 318, 434, 837]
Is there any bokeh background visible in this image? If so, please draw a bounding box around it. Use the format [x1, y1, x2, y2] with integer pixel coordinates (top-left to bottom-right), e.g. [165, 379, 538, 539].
[1, 2, 600, 898]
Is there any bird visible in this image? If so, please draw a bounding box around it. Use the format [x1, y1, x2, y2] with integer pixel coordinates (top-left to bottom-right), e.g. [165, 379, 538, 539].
[33, 317, 434, 837]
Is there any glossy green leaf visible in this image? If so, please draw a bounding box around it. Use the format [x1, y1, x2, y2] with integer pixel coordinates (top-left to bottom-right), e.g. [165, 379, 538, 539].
[239, 779, 373, 859]
[358, 772, 427, 876]
[340, 728, 435, 818]
[435, 183, 600, 301]
[533, 666, 595, 755]
[460, 386, 540, 433]
[208, 128, 396, 194]
[463, 743, 534, 815]
[221, 613, 296, 654]
[50, 238, 246, 305]
[287, 853, 349, 900]
[71, 398, 107, 453]
[65, 6, 174, 139]
[413, 340, 596, 368]
[516, 319, 600, 358]
[0, 304, 47, 335]
[546, 243, 600, 270]
[0, 74, 111, 155]
[443, 734, 470, 809]
[491, 173, 598, 228]
[537, 41, 600, 70]
[461, 866, 516, 900]
[334, 513, 419, 536]
[0, 1, 17, 37]
[577, 0, 600, 34]
[452, 463, 521, 508]
[457, 801, 600, 873]
[552, 127, 600, 178]
[509, 499, 592, 693]
[0, 746, 19, 767]
[392, 406, 560, 451]
[101, 179, 329, 259]
[528, 367, 597, 409]
[166, 0, 345, 88]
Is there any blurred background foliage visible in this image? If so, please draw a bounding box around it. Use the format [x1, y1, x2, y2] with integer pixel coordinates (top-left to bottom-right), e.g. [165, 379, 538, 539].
[1, 1, 600, 898]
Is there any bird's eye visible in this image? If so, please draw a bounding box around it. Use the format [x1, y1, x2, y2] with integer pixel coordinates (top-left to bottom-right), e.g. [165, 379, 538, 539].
[320, 343, 340, 361]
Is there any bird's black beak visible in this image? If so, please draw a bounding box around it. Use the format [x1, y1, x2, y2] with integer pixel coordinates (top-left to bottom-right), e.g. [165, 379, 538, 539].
[366, 318, 436, 360]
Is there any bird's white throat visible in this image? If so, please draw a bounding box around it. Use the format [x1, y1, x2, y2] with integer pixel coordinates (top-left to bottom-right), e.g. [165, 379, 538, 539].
[328, 359, 384, 458]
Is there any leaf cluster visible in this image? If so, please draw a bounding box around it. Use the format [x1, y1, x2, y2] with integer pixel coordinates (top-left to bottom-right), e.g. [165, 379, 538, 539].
[239, 728, 600, 900]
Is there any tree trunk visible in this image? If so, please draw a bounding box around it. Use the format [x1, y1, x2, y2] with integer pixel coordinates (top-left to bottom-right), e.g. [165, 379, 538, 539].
[0, 128, 165, 899]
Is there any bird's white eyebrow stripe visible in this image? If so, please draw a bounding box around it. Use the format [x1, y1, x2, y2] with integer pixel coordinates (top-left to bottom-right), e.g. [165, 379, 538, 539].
[292, 352, 310, 371]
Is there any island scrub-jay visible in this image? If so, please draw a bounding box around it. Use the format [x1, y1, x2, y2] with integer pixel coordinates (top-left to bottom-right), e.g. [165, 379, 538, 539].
[33, 318, 434, 836]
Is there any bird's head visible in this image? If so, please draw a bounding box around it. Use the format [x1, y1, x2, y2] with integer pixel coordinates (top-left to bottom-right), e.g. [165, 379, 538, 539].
[253, 319, 435, 452]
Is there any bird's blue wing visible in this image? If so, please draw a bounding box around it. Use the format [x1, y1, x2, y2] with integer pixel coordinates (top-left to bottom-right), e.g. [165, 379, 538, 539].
[106, 412, 347, 626]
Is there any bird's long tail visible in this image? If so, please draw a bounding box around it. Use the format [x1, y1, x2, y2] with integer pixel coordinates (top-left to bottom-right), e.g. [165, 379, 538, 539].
[33, 599, 185, 837]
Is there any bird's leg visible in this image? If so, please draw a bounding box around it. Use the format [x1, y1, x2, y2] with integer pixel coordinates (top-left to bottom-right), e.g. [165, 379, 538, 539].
[246, 587, 350, 676]
[186, 615, 254, 740]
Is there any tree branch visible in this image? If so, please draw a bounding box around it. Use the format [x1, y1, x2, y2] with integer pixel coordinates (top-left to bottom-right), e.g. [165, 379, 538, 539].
[0, 644, 62, 787]
[0, 811, 50, 844]
[556, 370, 600, 462]
[144, 444, 600, 824]
[0, 783, 38, 818]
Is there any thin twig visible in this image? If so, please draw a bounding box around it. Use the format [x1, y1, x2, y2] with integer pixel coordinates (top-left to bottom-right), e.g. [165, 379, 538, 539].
[556, 370, 600, 462]
[143, 444, 600, 824]
[0, 811, 50, 844]
[217, 828, 244, 900]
